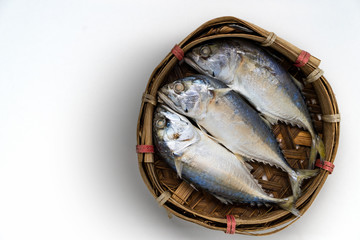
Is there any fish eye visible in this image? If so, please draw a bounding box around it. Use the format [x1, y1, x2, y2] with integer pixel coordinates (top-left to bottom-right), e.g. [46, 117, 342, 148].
[174, 82, 185, 94]
[200, 46, 211, 58]
[156, 118, 166, 128]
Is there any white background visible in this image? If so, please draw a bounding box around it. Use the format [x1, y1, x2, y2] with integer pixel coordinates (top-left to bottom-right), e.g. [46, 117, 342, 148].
[0, 0, 359, 239]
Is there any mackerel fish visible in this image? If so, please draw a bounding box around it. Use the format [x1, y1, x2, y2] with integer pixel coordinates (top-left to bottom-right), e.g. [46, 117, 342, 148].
[184, 39, 325, 168]
[153, 104, 299, 216]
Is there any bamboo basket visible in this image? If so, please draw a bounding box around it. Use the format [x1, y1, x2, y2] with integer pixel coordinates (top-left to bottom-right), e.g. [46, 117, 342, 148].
[136, 16, 340, 235]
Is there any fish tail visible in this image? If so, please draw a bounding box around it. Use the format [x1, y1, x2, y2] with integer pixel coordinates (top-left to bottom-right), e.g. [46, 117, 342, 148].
[308, 135, 326, 169]
[289, 169, 319, 200]
[278, 196, 300, 217]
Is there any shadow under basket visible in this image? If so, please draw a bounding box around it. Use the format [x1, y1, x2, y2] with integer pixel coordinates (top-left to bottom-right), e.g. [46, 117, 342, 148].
[136, 16, 340, 236]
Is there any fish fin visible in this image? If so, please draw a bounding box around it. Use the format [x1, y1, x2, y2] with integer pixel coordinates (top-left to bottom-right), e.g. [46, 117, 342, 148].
[235, 154, 264, 189]
[174, 158, 183, 179]
[278, 196, 301, 217]
[195, 121, 222, 143]
[308, 135, 326, 169]
[262, 114, 279, 125]
[214, 195, 233, 205]
[290, 75, 304, 91]
[235, 154, 253, 171]
[210, 88, 232, 98]
[290, 169, 319, 199]
[260, 114, 273, 128]
[228, 24, 253, 33]
[245, 162, 254, 171]
[157, 97, 164, 104]
[189, 183, 198, 191]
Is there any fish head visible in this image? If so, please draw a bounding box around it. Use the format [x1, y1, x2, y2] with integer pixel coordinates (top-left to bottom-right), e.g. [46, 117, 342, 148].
[185, 41, 239, 84]
[153, 105, 199, 155]
[158, 76, 213, 120]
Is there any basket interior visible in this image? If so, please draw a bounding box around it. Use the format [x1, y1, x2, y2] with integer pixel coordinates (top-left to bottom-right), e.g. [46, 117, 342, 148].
[152, 43, 323, 220]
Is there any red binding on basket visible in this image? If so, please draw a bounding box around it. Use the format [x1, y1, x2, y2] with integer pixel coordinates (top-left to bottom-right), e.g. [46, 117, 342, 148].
[315, 159, 335, 174]
[136, 145, 155, 153]
[171, 44, 184, 61]
[294, 50, 311, 67]
[226, 215, 236, 234]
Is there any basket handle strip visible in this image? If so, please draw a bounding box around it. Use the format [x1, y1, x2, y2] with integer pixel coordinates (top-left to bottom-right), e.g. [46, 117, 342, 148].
[226, 215, 236, 234]
[142, 93, 157, 106]
[157, 191, 172, 206]
[322, 114, 340, 123]
[261, 32, 277, 47]
[294, 50, 311, 67]
[315, 159, 334, 174]
[305, 68, 324, 84]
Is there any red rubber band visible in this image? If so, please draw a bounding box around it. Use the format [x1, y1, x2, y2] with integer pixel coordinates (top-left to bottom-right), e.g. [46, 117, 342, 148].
[294, 51, 306, 67]
[136, 145, 155, 153]
[294, 50, 311, 67]
[230, 215, 236, 234]
[315, 159, 335, 174]
[171, 44, 184, 61]
[226, 215, 236, 234]
[226, 215, 231, 234]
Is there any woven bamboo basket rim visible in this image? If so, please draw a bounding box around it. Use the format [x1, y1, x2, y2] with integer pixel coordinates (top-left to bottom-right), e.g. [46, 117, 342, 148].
[136, 16, 340, 235]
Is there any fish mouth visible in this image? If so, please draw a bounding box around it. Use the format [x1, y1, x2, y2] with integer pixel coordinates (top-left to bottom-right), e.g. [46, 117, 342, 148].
[184, 55, 213, 77]
[157, 101, 178, 115]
